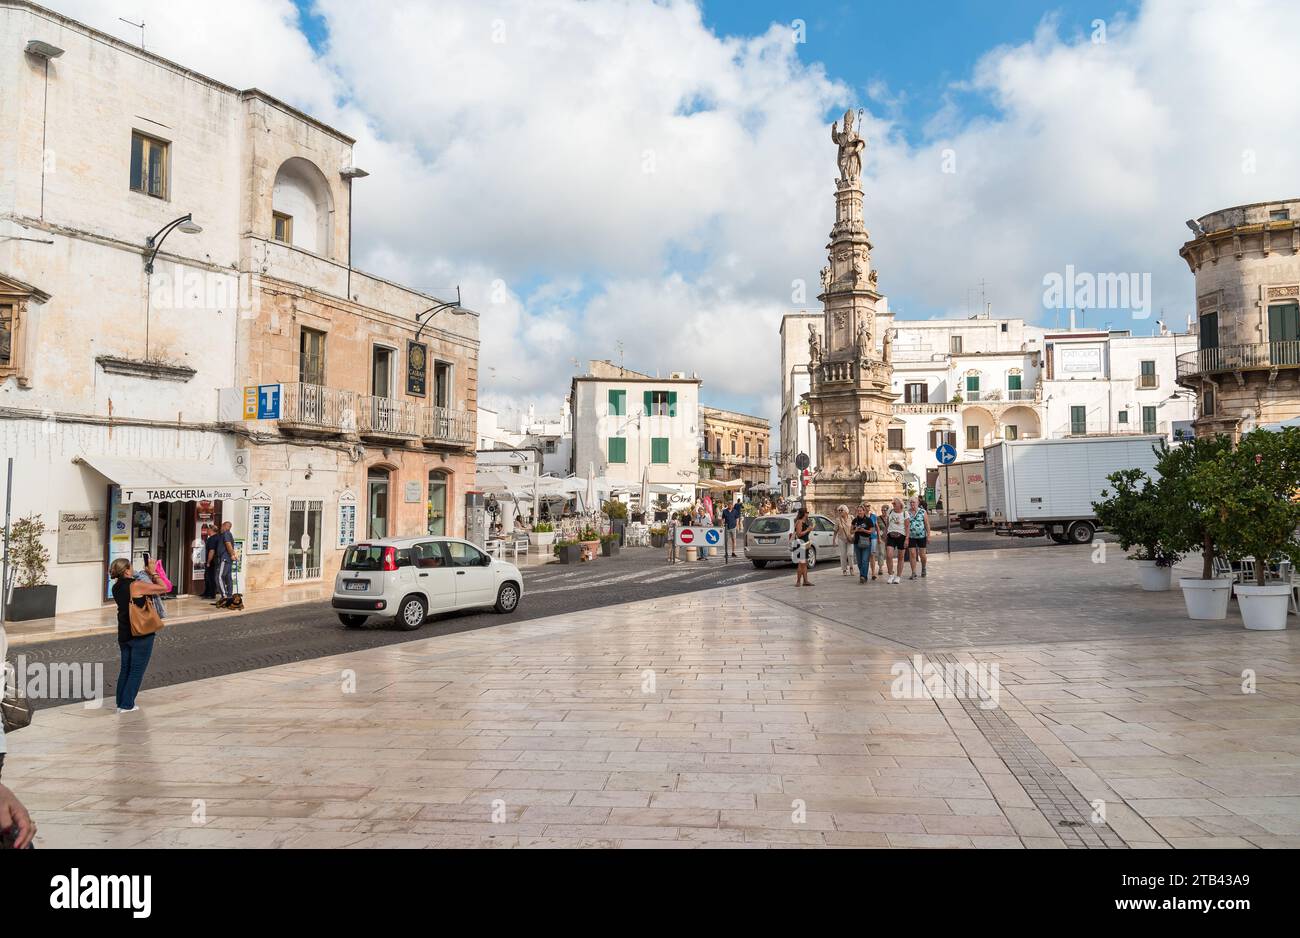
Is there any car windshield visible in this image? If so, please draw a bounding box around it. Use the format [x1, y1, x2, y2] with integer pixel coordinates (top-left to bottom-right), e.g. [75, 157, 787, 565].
[343, 545, 385, 571]
[748, 518, 790, 535]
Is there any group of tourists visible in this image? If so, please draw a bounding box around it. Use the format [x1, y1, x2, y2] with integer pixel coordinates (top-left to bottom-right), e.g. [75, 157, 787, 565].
[789, 497, 931, 587]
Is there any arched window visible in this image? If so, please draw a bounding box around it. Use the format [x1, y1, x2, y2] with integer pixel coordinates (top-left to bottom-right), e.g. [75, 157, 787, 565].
[367, 467, 390, 538]
[272, 158, 335, 256]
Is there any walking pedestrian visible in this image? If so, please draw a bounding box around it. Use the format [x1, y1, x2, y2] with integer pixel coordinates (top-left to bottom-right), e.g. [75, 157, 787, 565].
[833, 505, 854, 576]
[109, 558, 168, 714]
[885, 498, 907, 584]
[851, 503, 875, 583]
[871, 503, 886, 580]
[722, 498, 743, 559]
[216, 521, 237, 606]
[906, 496, 931, 580]
[791, 506, 814, 587]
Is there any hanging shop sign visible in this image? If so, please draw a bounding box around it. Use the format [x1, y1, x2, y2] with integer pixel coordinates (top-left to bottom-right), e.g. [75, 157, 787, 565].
[407, 341, 428, 397]
[337, 492, 358, 549]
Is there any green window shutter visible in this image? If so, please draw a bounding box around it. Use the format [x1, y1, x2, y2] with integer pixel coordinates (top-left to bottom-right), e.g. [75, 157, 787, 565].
[668, 391, 678, 417]
[651, 438, 669, 464]
[644, 391, 652, 416]
[608, 438, 627, 464]
[608, 389, 626, 416]
[1008, 374, 1021, 391]
[966, 375, 980, 392]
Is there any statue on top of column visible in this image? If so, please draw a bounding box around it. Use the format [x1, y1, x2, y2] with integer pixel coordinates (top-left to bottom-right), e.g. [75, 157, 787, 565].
[831, 109, 866, 185]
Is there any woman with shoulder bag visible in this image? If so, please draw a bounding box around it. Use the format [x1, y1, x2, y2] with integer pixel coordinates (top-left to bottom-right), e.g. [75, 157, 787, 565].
[791, 506, 814, 588]
[110, 558, 168, 715]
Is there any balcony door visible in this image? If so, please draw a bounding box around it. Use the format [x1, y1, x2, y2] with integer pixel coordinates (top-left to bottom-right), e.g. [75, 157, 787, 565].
[427, 471, 449, 536]
[371, 346, 396, 431]
[367, 468, 390, 539]
[1268, 302, 1300, 366]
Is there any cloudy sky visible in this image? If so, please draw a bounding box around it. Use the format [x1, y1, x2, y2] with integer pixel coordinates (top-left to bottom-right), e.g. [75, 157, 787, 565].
[45, 0, 1300, 427]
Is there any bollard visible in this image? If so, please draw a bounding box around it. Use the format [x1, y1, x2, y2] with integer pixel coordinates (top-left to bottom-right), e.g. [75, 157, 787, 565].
[685, 546, 698, 563]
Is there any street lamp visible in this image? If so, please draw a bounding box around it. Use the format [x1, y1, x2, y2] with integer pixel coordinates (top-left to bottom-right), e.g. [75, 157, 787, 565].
[414, 287, 468, 341]
[144, 213, 202, 274]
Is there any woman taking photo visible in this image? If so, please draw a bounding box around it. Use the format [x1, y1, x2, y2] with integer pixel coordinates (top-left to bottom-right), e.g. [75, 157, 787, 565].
[791, 506, 814, 587]
[109, 558, 168, 714]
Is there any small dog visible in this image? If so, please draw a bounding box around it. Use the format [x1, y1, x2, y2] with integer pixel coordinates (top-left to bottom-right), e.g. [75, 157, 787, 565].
[214, 594, 245, 611]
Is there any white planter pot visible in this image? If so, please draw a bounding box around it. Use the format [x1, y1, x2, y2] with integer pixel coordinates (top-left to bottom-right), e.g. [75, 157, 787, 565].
[1235, 583, 1292, 631]
[1179, 578, 1233, 620]
[1133, 560, 1173, 592]
[530, 531, 556, 549]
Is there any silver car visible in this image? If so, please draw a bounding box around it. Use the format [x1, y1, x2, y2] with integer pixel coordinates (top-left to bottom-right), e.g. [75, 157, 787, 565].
[331, 536, 523, 630]
[743, 513, 836, 569]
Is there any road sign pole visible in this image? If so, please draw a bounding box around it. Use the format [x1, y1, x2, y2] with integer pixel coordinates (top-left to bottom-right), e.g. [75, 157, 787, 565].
[945, 463, 951, 557]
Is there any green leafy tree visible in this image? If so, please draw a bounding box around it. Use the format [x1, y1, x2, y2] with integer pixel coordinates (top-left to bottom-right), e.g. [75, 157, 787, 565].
[1188, 428, 1300, 586]
[1093, 468, 1179, 566]
[1155, 434, 1234, 579]
[1, 514, 50, 589]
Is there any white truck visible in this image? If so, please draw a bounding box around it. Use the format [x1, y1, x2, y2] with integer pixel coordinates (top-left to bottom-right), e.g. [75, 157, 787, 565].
[940, 459, 989, 530]
[984, 435, 1163, 544]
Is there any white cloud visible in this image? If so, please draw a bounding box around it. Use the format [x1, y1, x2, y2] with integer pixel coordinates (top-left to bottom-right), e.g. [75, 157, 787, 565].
[38, 0, 1300, 430]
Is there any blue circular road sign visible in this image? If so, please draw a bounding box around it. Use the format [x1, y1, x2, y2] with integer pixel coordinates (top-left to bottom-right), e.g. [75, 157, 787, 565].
[705, 529, 721, 545]
[936, 443, 958, 465]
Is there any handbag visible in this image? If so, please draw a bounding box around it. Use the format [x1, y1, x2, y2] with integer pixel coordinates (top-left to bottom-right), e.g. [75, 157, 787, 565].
[128, 597, 166, 637]
[1, 687, 33, 734]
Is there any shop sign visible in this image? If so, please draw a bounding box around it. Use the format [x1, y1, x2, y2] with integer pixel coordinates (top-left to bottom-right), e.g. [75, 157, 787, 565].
[58, 510, 105, 565]
[404, 481, 422, 504]
[119, 485, 251, 504]
[407, 341, 428, 397]
[337, 492, 357, 549]
[248, 499, 272, 555]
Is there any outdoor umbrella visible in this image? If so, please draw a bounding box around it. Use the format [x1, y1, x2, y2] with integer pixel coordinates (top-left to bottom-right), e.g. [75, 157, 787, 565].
[640, 466, 650, 517]
[586, 462, 598, 515]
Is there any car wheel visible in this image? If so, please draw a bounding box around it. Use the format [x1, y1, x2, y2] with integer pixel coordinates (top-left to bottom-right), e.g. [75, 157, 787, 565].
[395, 595, 426, 631]
[806, 546, 818, 569]
[1067, 522, 1095, 545]
[751, 559, 768, 570]
[960, 520, 976, 531]
[337, 614, 367, 629]
[495, 581, 520, 614]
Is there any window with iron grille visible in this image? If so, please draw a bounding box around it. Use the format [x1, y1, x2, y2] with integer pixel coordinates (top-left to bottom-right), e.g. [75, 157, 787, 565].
[287, 499, 323, 582]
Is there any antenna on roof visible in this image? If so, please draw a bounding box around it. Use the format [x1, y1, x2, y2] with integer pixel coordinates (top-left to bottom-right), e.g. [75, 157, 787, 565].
[119, 17, 145, 51]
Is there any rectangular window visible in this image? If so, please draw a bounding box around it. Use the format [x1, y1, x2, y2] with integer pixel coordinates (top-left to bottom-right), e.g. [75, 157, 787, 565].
[1271, 209, 1291, 222]
[0, 302, 13, 369]
[286, 499, 323, 582]
[273, 211, 294, 244]
[904, 382, 928, 404]
[608, 437, 627, 464]
[966, 425, 980, 450]
[645, 390, 677, 417]
[130, 131, 169, 199]
[608, 389, 627, 416]
[651, 437, 669, 464]
[744, 440, 750, 458]
[1138, 360, 1157, 389]
[1199, 311, 1219, 351]
[300, 328, 326, 386]
[1142, 406, 1158, 434]
[888, 428, 904, 450]
[1071, 406, 1087, 435]
[950, 336, 963, 354]
[372, 346, 394, 397]
[730, 437, 736, 456]
[1005, 425, 1019, 441]
[1203, 387, 1215, 416]
[928, 430, 945, 450]
[1118, 410, 1128, 425]
[1007, 374, 1022, 392]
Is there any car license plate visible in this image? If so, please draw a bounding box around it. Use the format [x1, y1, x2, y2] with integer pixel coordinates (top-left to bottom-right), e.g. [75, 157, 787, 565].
[758, 537, 776, 544]
[345, 581, 369, 592]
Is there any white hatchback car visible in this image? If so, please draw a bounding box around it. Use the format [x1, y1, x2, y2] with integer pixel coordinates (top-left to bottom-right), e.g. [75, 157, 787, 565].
[331, 536, 523, 630]
[743, 513, 837, 569]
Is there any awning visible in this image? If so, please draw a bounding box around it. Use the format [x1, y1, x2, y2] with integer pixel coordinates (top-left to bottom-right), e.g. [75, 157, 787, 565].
[75, 455, 250, 504]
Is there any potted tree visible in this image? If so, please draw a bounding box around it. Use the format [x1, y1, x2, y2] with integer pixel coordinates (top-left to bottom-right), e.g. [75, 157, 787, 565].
[649, 525, 668, 549]
[578, 526, 602, 562]
[1197, 428, 1300, 630]
[1094, 468, 1180, 590]
[529, 521, 556, 550]
[2, 514, 56, 621]
[600, 532, 621, 557]
[1160, 435, 1236, 620]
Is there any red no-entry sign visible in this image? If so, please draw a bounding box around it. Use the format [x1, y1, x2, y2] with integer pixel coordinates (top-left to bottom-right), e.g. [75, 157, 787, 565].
[680, 528, 695, 544]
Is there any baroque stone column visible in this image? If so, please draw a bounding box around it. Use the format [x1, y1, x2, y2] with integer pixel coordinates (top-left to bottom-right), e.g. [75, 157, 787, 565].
[803, 109, 901, 514]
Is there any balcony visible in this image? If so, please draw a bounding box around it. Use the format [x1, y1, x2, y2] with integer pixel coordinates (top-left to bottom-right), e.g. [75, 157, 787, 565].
[894, 402, 958, 415]
[423, 405, 475, 448]
[358, 395, 420, 442]
[699, 450, 769, 469]
[1177, 341, 1300, 385]
[279, 382, 357, 436]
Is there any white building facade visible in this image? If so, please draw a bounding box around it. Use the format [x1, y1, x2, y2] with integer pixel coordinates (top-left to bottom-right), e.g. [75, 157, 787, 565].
[568, 361, 701, 513]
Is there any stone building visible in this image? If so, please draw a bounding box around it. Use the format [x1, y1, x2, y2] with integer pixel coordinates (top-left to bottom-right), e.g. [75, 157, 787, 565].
[698, 406, 770, 494]
[803, 110, 900, 515]
[1177, 199, 1300, 438]
[0, 1, 477, 614]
